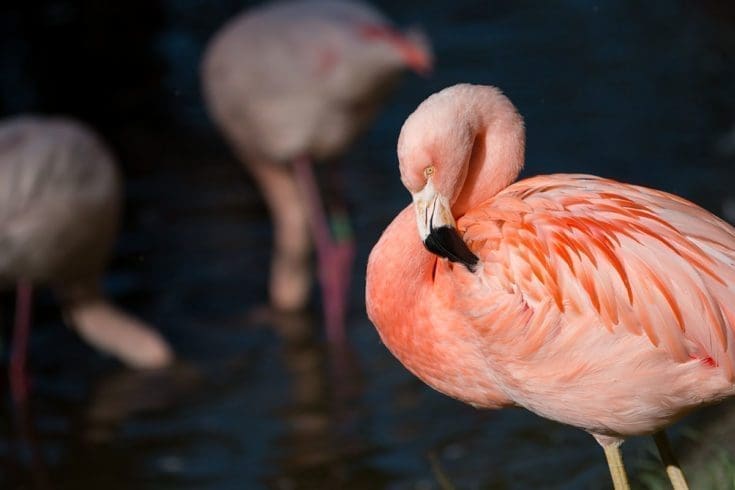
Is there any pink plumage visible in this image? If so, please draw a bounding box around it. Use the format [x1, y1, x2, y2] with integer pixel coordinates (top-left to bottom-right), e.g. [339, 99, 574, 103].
[366, 84, 735, 488]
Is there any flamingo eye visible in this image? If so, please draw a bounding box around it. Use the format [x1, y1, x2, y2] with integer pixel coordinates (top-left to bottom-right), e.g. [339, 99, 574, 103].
[424, 166, 435, 179]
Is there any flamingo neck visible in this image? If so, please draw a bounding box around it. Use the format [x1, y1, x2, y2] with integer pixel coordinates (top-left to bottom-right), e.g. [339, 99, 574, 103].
[366, 203, 517, 409]
[366, 206, 434, 346]
[64, 298, 173, 369]
[451, 90, 525, 217]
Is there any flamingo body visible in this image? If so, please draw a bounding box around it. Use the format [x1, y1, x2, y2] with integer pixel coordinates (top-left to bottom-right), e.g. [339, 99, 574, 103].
[366, 84, 735, 445]
[202, 0, 430, 164]
[0, 117, 119, 289]
[0, 116, 172, 372]
[202, 0, 431, 338]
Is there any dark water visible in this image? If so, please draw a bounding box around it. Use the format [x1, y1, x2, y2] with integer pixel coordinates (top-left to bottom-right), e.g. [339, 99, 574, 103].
[2, 0, 735, 488]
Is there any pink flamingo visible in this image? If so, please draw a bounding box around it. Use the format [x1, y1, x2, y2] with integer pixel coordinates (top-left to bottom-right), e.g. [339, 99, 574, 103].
[0, 116, 173, 404]
[366, 84, 735, 489]
[201, 0, 432, 345]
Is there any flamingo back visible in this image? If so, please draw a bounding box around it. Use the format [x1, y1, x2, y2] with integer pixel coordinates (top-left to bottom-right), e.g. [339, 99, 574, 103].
[201, 0, 417, 163]
[0, 116, 120, 289]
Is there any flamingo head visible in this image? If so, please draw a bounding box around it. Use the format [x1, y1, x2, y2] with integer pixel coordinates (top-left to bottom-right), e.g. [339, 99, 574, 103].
[397, 86, 480, 271]
[357, 23, 433, 75]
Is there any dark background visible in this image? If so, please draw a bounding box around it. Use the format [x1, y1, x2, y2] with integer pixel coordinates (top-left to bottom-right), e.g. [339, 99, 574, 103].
[2, 0, 735, 488]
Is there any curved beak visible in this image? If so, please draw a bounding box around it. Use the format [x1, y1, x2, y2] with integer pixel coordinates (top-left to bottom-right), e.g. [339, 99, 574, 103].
[412, 181, 478, 271]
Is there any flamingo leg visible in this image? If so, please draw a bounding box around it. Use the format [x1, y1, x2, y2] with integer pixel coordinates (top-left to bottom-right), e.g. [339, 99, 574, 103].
[247, 157, 312, 312]
[9, 283, 53, 487]
[292, 157, 354, 347]
[323, 161, 356, 346]
[653, 431, 689, 490]
[10, 280, 33, 406]
[602, 443, 631, 490]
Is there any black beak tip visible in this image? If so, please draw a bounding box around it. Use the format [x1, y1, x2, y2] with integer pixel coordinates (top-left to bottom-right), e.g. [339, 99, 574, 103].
[423, 226, 479, 272]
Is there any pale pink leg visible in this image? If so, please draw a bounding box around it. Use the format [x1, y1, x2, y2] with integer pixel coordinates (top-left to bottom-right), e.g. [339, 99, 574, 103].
[248, 158, 312, 312]
[292, 157, 354, 346]
[10, 281, 33, 405]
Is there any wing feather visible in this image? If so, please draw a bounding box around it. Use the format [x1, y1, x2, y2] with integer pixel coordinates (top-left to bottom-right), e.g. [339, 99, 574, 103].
[459, 174, 735, 377]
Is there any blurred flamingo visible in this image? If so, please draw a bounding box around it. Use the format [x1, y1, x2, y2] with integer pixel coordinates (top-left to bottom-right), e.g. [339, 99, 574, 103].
[201, 0, 432, 345]
[0, 116, 173, 404]
[366, 84, 735, 489]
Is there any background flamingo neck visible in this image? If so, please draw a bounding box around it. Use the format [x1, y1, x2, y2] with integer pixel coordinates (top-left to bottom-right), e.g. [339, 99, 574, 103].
[452, 91, 525, 217]
[64, 299, 173, 369]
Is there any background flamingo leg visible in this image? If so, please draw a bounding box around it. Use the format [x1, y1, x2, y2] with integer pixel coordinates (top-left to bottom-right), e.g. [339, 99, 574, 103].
[320, 236, 354, 347]
[10, 280, 33, 406]
[292, 157, 354, 347]
[246, 155, 313, 312]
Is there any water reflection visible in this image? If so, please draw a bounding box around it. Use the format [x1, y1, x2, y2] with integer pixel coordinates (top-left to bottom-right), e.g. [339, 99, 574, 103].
[8, 399, 52, 490]
[83, 363, 202, 445]
[250, 308, 368, 488]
